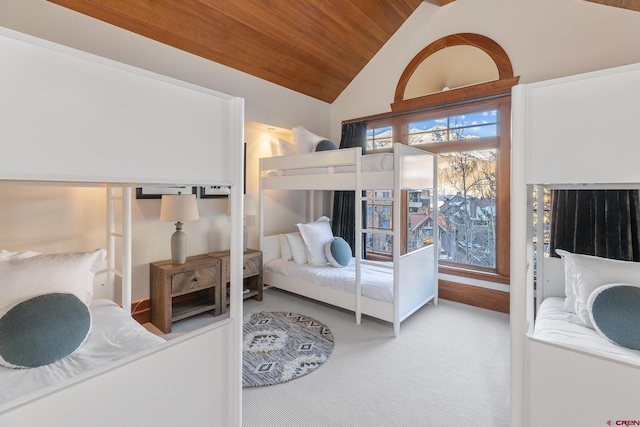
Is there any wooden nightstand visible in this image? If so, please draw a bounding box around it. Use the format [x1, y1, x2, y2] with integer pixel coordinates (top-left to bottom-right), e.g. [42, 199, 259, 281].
[150, 254, 222, 333]
[207, 249, 263, 315]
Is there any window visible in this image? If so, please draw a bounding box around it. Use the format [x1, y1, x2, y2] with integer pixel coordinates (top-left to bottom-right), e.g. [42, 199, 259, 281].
[365, 190, 393, 255]
[407, 110, 498, 145]
[406, 106, 500, 269]
[366, 124, 393, 151]
[364, 100, 510, 278]
[357, 34, 517, 282]
[364, 188, 436, 257]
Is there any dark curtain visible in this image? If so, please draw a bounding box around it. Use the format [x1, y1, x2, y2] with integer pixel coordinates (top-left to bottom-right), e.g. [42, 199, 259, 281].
[550, 189, 640, 261]
[331, 121, 367, 256]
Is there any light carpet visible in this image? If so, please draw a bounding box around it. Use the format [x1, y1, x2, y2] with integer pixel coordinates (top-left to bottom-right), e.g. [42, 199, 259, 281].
[242, 288, 510, 427]
[243, 311, 334, 387]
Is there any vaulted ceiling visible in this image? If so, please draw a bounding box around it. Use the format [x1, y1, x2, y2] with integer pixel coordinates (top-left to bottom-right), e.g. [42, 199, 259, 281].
[48, 0, 639, 103]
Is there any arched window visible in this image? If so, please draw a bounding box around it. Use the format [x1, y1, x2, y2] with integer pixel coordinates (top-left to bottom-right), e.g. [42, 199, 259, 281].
[365, 33, 518, 293]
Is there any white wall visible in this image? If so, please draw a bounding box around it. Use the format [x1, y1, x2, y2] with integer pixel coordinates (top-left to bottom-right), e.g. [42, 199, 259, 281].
[0, 0, 331, 302]
[330, 0, 640, 141]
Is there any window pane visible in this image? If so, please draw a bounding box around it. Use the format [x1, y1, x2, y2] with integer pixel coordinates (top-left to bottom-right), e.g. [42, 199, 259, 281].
[407, 109, 498, 145]
[365, 189, 393, 255]
[408, 189, 436, 252]
[438, 149, 496, 268]
[366, 125, 393, 150]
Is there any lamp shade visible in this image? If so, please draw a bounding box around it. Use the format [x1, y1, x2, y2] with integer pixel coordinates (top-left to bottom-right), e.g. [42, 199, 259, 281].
[160, 193, 199, 223]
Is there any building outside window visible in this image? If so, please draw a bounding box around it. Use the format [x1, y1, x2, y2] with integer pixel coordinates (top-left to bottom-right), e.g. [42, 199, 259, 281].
[365, 99, 510, 279]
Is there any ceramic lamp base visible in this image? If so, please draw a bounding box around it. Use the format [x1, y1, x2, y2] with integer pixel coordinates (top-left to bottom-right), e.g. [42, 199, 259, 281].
[171, 222, 187, 264]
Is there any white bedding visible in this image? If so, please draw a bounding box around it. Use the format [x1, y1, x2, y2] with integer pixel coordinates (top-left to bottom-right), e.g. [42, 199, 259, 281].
[0, 299, 165, 405]
[264, 152, 394, 176]
[533, 297, 640, 364]
[264, 257, 393, 303]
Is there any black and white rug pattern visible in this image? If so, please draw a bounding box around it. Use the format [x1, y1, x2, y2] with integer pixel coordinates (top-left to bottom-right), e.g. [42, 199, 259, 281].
[242, 312, 334, 387]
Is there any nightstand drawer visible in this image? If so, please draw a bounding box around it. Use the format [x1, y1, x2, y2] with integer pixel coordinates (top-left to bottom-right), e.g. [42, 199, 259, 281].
[242, 257, 261, 278]
[221, 254, 262, 282]
[171, 267, 217, 295]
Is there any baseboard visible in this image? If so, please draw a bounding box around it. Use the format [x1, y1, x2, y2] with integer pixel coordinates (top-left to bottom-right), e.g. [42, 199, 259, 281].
[131, 298, 151, 324]
[439, 280, 510, 314]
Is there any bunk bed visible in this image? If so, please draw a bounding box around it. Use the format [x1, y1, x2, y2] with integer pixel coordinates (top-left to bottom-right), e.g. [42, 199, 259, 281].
[511, 62, 640, 426]
[259, 143, 438, 337]
[0, 27, 245, 426]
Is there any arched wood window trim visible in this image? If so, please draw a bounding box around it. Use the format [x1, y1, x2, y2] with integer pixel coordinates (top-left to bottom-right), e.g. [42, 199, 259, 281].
[391, 33, 519, 113]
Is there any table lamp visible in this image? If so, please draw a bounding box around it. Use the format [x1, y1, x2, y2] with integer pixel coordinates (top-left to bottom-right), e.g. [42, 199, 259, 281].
[160, 192, 199, 264]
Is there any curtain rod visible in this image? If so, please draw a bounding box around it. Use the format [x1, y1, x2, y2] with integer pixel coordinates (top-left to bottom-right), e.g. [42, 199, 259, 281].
[341, 92, 511, 125]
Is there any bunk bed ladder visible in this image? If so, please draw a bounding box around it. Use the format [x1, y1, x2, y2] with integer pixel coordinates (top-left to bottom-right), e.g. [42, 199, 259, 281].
[106, 186, 132, 315]
[354, 150, 363, 325]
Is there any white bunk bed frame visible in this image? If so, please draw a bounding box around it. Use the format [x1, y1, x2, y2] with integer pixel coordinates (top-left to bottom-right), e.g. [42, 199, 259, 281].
[0, 27, 245, 426]
[511, 63, 640, 426]
[259, 143, 438, 337]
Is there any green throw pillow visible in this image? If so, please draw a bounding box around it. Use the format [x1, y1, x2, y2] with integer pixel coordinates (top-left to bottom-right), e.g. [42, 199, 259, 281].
[0, 293, 91, 369]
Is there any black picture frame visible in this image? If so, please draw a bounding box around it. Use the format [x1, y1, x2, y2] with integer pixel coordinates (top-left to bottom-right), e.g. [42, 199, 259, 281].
[200, 185, 231, 198]
[135, 186, 197, 199]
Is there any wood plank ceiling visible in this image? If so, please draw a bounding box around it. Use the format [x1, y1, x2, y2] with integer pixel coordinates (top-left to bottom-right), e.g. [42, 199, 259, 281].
[47, 1, 638, 103]
[47, 0, 425, 103]
[584, 0, 640, 12]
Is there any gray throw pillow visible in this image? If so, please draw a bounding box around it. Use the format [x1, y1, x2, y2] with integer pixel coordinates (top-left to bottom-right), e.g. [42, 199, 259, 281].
[314, 139, 338, 151]
[588, 283, 640, 350]
[325, 237, 351, 268]
[0, 292, 91, 369]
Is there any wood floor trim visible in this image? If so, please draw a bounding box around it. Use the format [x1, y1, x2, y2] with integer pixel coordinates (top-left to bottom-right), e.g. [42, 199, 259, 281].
[439, 279, 510, 314]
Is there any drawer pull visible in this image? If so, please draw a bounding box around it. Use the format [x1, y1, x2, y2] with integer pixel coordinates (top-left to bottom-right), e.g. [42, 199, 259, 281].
[193, 277, 199, 282]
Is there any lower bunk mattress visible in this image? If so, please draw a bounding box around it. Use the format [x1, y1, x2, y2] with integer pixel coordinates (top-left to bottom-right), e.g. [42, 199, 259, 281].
[533, 297, 640, 364]
[0, 299, 166, 405]
[264, 257, 393, 303]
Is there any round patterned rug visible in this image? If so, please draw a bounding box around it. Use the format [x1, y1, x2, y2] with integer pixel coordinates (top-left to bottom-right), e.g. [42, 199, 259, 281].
[242, 311, 334, 387]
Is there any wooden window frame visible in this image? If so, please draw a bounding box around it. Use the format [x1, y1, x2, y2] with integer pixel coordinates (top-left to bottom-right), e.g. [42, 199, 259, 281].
[359, 34, 518, 284]
[365, 98, 511, 282]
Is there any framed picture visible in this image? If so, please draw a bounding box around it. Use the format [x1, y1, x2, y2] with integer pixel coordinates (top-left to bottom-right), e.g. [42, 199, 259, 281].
[200, 185, 231, 198]
[135, 186, 197, 199]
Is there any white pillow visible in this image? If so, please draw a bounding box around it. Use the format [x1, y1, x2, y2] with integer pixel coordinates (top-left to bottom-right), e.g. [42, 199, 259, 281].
[0, 250, 39, 261]
[279, 139, 295, 156]
[556, 249, 579, 314]
[279, 234, 293, 261]
[297, 216, 333, 266]
[556, 249, 640, 329]
[292, 126, 326, 154]
[0, 249, 107, 314]
[285, 232, 308, 264]
[269, 138, 281, 156]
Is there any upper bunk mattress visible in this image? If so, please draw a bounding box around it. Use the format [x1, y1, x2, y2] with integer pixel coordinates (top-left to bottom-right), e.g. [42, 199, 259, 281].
[0, 299, 166, 405]
[533, 297, 640, 365]
[264, 152, 393, 177]
[264, 257, 393, 303]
